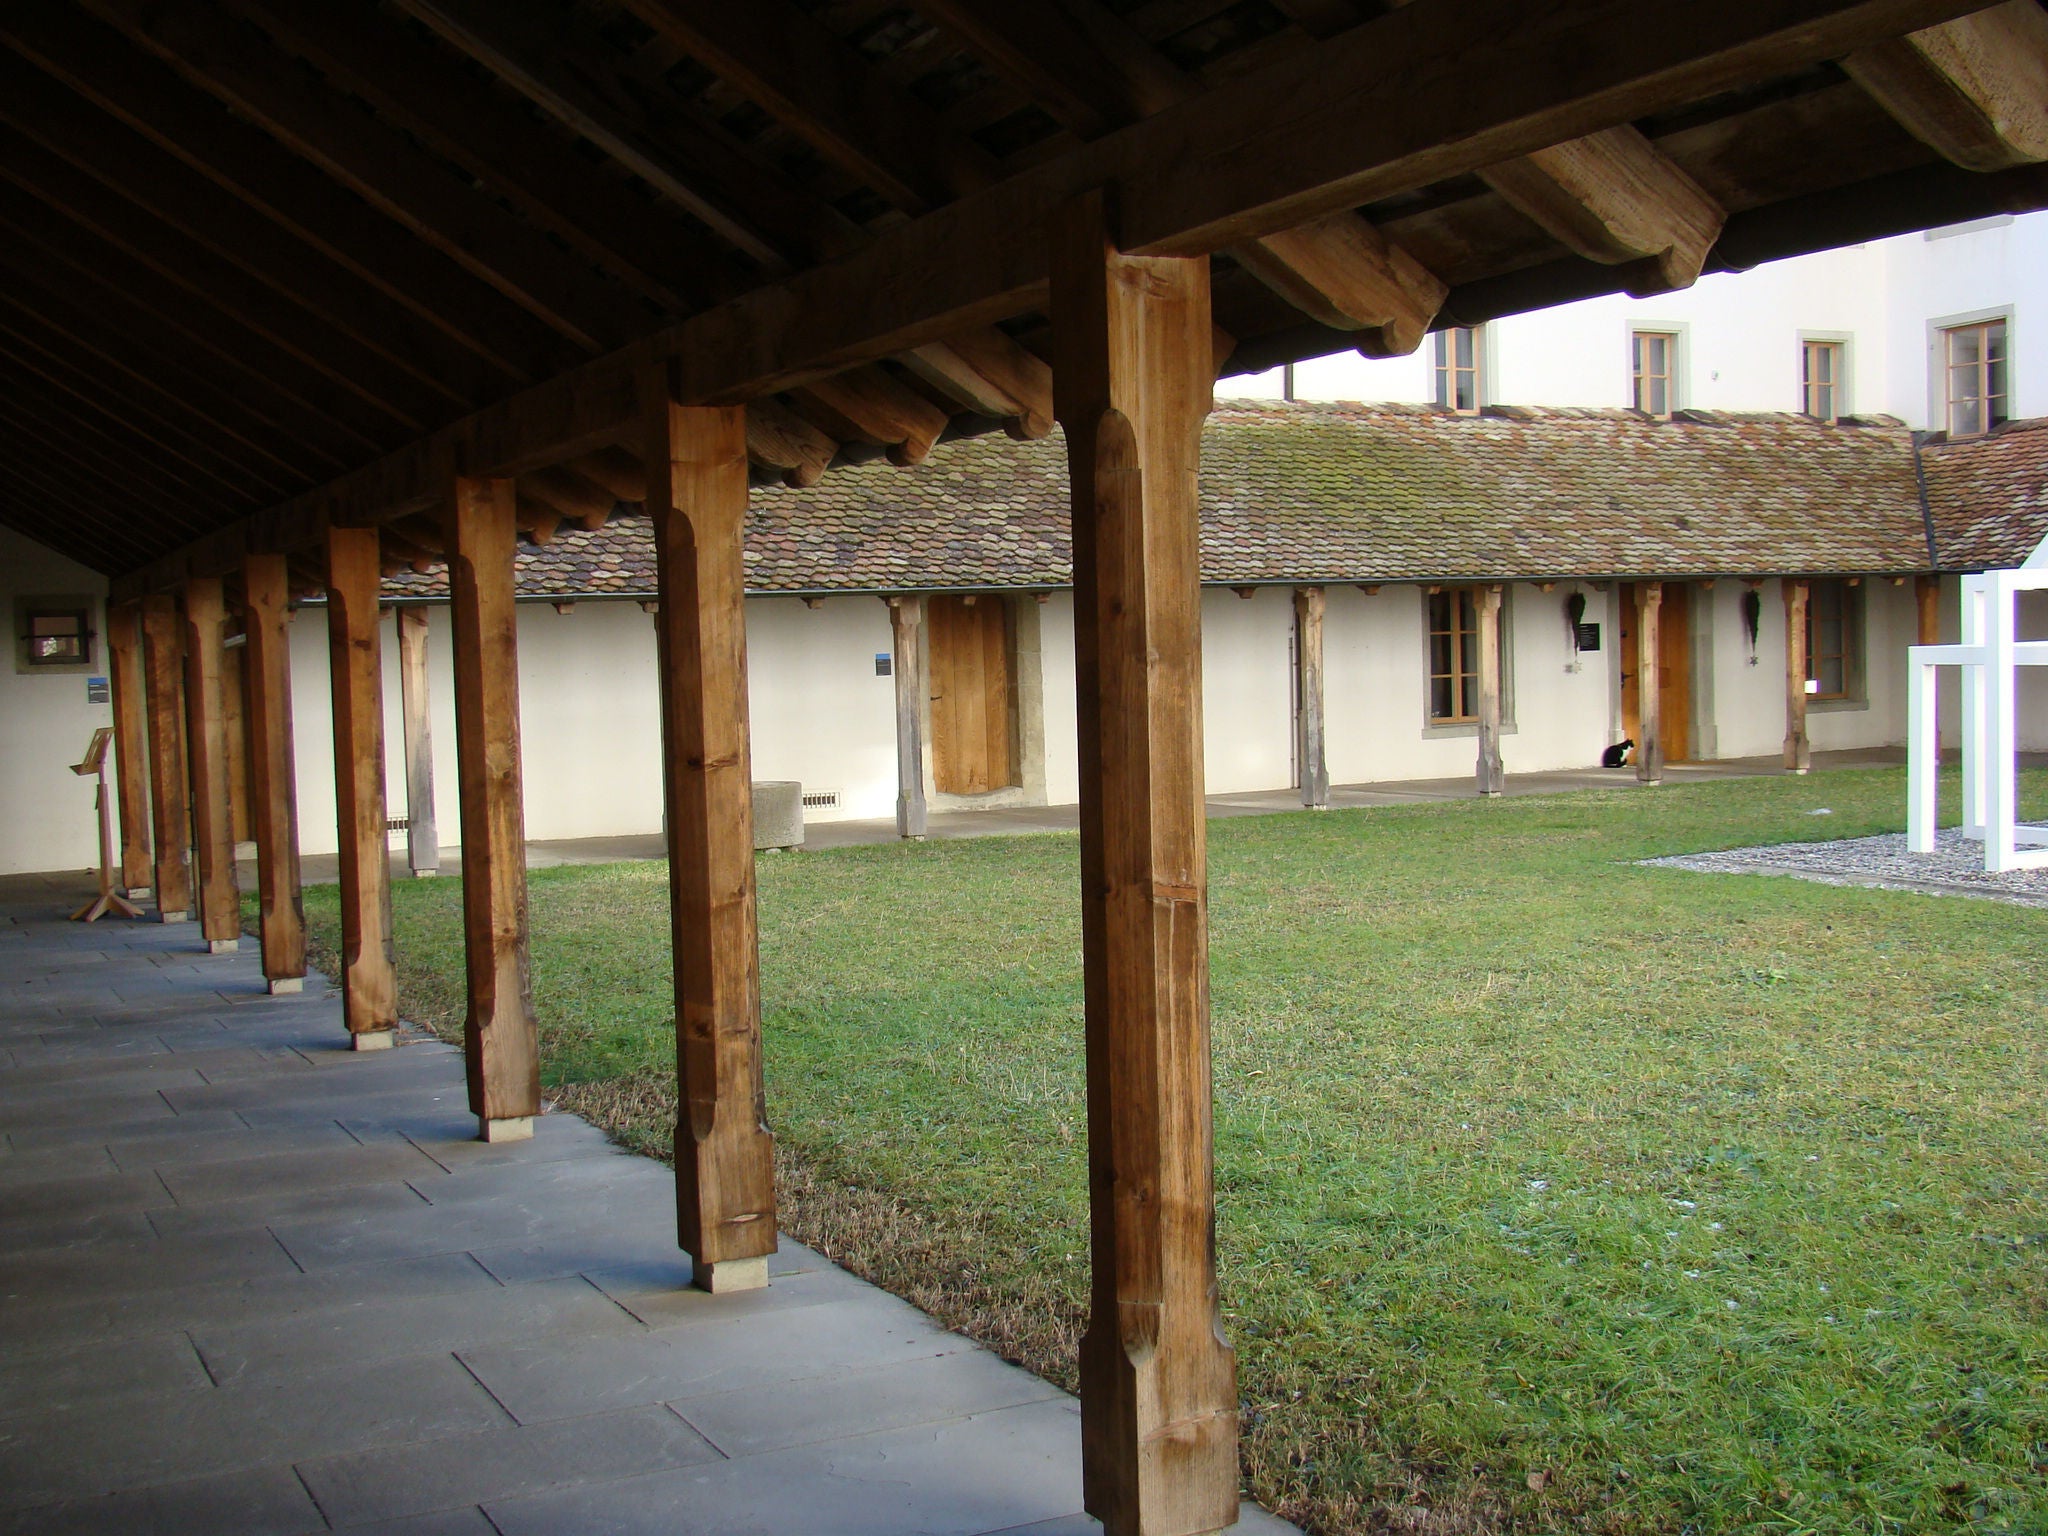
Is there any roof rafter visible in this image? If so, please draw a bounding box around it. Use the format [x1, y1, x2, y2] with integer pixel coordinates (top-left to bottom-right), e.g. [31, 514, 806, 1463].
[70, 0, 652, 351]
[1843, 0, 2048, 170]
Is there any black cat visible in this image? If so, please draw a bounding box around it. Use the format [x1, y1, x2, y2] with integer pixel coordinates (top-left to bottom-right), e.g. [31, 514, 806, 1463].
[1601, 739, 1635, 767]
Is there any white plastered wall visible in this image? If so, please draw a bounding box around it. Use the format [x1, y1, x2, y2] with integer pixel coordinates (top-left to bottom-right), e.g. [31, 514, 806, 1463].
[1200, 587, 1295, 793]
[0, 527, 114, 876]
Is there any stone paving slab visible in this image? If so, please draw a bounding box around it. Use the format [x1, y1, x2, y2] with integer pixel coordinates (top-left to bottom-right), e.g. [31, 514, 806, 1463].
[0, 877, 1301, 1535]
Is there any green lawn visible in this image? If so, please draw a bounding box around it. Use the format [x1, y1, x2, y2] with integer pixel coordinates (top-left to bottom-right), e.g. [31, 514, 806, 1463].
[284, 768, 2048, 1535]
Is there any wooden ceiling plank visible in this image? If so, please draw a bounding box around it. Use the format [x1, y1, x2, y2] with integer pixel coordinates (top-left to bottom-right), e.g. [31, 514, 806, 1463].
[0, 278, 334, 484]
[1479, 125, 1728, 294]
[0, 338, 276, 507]
[0, 383, 252, 514]
[0, 128, 453, 431]
[0, 182, 409, 455]
[790, 367, 951, 465]
[0, 307, 299, 496]
[69, 0, 651, 352]
[618, 0, 1005, 211]
[0, 4, 574, 383]
[0, 415, 222, 542]
[0, 485, 133, 571]
[0, 229, 383, 469]
[0, 54, 522, 410]
[1843, 0, 2048, 171]
[387, 0, 854, 270]
[222, 0, 750, 310]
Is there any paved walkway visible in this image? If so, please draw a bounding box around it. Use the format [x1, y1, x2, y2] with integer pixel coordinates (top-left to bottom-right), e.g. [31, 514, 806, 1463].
[0, 878, 1295, 1536]
[280, 748, 1921, 884]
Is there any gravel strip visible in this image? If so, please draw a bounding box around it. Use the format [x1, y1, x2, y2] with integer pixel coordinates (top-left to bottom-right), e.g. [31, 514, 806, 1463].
[1642, 828, 2048, 909]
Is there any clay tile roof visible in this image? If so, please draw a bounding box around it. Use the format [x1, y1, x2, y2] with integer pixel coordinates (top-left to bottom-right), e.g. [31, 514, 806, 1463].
[382, 399, 1934, 600]
[1922, 417, 2048, 571]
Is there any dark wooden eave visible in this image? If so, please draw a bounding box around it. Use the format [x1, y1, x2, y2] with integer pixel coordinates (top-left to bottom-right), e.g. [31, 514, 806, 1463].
[0, 0, 2040, 592]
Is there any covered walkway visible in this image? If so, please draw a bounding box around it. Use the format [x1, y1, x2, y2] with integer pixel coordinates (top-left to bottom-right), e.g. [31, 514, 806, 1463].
[0, 878, 1292, 1535]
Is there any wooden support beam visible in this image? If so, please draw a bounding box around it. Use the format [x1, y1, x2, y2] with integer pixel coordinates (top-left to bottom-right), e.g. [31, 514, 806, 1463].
[397, 606, 440, 877]
[1479, 126, 1727, 294]
[1784, 578, 1812, 773]
[644, 388, 777, 1293]
[1475, 583, 1507, 796]
[1844, 1, 2048, 171]
[790, 367, 949, 467]
[518, 467, 616, 532]
[1917, 572, 1943, 645]
[1636, 581, 1665, 784]
[516, 497, 564, 547]
[1050, 190, 1236, 1536]
[442, 477, 542, 1139]
[743, 398, 837, 488]
[325, 525, 398, 1045]
[106, 600, 154, 896]
[562, 448, 648, 504]
[242, 552, 305, 990]
[890, 596, 928, 838]
[181, 577, 240, 949]
[901, 331, 1055, 440]
[1293, 586, 1329, 808]
[1233, 213, 1448, 356]
[139, 594, 191, 919]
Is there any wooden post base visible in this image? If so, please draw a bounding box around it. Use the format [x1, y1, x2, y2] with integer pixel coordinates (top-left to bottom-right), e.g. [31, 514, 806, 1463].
[479, 1115, 533, 1143]
[693, 1255, 769, 1294]
[351, 1029, 395, 1052]
[268, 977, 304, 995]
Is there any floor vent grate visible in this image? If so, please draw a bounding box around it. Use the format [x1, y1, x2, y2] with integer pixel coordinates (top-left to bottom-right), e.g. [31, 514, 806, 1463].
[800, 789, 841, 811]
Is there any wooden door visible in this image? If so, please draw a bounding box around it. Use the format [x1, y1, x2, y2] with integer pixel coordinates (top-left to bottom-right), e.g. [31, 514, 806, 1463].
[928, 594, 1015, 794]
[1619, 582, 1691, 761]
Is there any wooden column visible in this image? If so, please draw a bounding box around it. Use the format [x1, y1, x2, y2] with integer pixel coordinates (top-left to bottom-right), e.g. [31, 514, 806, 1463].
[1916, 573, 1943, 646]
[1294, 585, 1329, 808]
[182, 578, 240, 951]
[443, 477, 542, 1141]
[1783, 577, 1812, 774]
[397, 606, 441, 876]
[1474, 583, 1506, 797]
[326, 526, 399, 1046]
[105, 601, 154, 896]
[646, 387, 778, 1294]
[1050, 189, 1237, 1536]
[891, 595, 928, 838]
[242, 553, 306, 993]
[138, 594, 192, 923]
[1636, 581, 1664, 784]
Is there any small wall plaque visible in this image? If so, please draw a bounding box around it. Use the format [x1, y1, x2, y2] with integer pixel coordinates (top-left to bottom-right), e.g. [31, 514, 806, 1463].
[875, 653, 892, 676]
[1573, 622, 1601, 652]
[85, 675, 110, 705]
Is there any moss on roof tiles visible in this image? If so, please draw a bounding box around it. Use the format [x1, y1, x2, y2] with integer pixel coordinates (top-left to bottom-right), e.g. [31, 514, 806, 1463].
[381, 399, 1962, 602]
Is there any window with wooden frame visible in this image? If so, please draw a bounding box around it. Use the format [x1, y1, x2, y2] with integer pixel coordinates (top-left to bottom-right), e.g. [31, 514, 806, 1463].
[1631, 330, 1677, 418]
[1943, 318, 2009, 437]
[14, 599, 95, 673]
[1801, 339, 1844, 421]
[1426, 586, 1480, 722]
[1432, 326, 1483, 414]
[1805, 578, 1862, 702]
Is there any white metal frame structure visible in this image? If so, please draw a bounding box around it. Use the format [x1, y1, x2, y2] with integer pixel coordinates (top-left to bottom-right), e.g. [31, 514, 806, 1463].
[1908, 539, 2048, 872]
